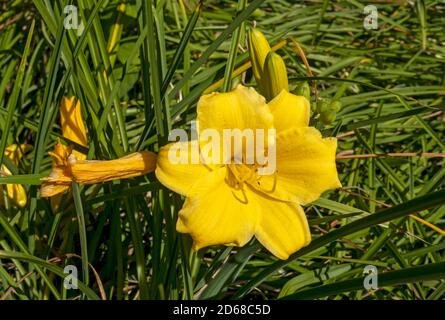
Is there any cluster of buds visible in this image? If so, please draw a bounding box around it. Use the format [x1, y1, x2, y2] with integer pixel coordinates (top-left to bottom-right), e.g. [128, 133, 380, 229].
[295, 82, 311, 101]
[248, 28, 342, 125]
[248, 28, 288, 101]
[316, 99, 342, 125]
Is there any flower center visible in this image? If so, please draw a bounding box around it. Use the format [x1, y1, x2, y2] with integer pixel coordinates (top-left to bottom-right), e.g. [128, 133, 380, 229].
[225, 161, 278, 198]
[225, 163, 258, 189]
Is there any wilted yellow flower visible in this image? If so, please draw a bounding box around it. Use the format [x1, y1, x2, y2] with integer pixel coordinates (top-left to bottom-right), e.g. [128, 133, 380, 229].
[40, 98, 157, 198]
[0, 144, 32, 208]
[41, 142, 157, 197]
[40, 142, 74, 198]
[69, 151, 157, 184]
[156, 85, 341, 260]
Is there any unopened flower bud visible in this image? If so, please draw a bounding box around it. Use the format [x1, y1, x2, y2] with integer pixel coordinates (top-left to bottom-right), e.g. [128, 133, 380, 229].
[263, 52, 289, 101]
[296, 82, 311, 101]
[248, 28, 271, 92]
[320, 110, 337, 125]
[330, 100, 342, 112]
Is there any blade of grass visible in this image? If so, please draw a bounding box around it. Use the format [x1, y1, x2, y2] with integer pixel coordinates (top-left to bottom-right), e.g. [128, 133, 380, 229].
[71, 182, 90, 295]
[281, 261, 445, 299]
[0, 20, 35, 166]
[233, 188, 445, 298]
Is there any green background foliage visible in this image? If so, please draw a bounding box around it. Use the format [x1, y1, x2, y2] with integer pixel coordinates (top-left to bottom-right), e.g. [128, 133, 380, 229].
[0, 0, 444, 299]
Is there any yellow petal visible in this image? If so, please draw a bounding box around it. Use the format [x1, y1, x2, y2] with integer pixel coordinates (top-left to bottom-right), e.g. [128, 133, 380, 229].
[155, 141, 213, 196]
[268, 90, 310, 132]
[60, 97, 87, 160]
[41, 166, 73, 184]
[5, 144, 32, 165]
[70, 151, 157, 184]
[40, 161, 73, 198]
[177, 167, 259, 250]
[197, 85, 273, 135]
[40, 182, 70, 198]
[254, 127, 341, 205]
[40, 142, 73, 198]
[251, 191, 311, 260]
[49, 142, 72, 166]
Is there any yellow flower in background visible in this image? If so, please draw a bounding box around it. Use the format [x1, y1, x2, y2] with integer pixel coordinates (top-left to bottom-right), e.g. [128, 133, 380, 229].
[41, 97, 157, 198]
[0, 144, 32, 208]
[156, 85, 341, 260]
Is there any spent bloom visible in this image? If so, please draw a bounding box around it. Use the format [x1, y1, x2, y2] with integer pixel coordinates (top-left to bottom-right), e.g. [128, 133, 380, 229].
[156, 85, 341, 260]
[41, 97, 88, 197]
[41, 97, 156, 198]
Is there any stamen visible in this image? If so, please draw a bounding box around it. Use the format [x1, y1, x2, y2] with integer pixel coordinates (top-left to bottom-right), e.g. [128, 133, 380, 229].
[256, 171, 278, 194]
[226, 162, 276, 200]
[231, 188, 248, 204]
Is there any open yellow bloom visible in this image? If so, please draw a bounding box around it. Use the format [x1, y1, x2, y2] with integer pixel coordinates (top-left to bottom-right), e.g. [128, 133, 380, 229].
[156, 85, 341, 260]
[0, 144, 31, 208]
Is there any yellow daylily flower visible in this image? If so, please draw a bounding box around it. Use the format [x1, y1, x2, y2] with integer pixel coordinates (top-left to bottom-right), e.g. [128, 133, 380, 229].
[156, 85, 341, 260]
[0, 144, 32, 208]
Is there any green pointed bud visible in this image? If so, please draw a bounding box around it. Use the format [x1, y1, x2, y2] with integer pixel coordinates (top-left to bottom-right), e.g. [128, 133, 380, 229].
[320, 110, 337, 125]
[248, 28, 271, 91]
[296, 82, 311, 101]
[316, 99, 330, 114]
[263, 52, 289, 101]
[330, 100, 342, 112]
[252, 8, 266, 18]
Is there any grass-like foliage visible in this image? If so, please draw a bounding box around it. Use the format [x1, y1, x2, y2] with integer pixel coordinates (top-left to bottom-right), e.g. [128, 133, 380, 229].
[0, 0, 444, 300]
